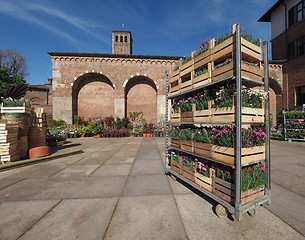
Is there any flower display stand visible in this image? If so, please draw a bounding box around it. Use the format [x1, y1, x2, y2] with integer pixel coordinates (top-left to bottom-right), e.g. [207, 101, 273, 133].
[166, 23, 271, 221]
[212, 176, 265, 205]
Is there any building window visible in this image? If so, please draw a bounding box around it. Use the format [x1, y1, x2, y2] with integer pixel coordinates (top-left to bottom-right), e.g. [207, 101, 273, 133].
[288, 0, 305, 27]
[115, 36, 118, 42]
[296, 86, 305, 106]
[120, 36, 123, 42]
[288, 35, 305, 60]
[297, 36, 305, 57]
[125, 36, 128, 42]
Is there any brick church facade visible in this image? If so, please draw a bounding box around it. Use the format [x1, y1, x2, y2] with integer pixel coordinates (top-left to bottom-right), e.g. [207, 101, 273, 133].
[47, 31, 180, 124]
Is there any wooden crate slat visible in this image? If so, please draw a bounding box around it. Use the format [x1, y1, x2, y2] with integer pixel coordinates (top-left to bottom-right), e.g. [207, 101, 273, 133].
[241, 38, 262, 54]
[192, 72, 210, 84]
[180, 139, 194, 152]
[212, 37, 234, 55]
[241, 46, 262, 61]
[181, 165, 195, 182]
[194, 172, 212, 192]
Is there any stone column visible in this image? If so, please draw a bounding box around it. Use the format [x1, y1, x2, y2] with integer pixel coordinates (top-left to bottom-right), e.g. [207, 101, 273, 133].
[114, 99, 125, 118]
[157, 95, 166, 121]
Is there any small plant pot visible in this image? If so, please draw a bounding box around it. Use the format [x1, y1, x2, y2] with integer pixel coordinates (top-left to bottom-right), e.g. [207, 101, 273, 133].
[29, 146, 51, 159]
[97, 134, 101, 138]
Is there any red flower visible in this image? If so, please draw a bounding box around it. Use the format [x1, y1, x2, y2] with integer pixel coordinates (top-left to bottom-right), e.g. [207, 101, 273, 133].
[251, 170, 254, 173]
[257, 177, 259, 180]
[246, 170, 249, 173]
[217, 168, 220, 171]
[222, 173, 225, 176]
[265, 167, 269, 170]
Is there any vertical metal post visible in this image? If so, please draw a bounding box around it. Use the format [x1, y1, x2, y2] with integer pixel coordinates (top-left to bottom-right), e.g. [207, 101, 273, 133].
[165, 71, 170, 173]
[235, 23, 242, 221]
[263, 41, 271, 202]
[283, 110, 287, 141]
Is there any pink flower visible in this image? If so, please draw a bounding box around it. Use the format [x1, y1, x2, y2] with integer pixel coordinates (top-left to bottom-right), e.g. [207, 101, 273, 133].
[212, 128, 217, 132]
[246, 143, 251, 147]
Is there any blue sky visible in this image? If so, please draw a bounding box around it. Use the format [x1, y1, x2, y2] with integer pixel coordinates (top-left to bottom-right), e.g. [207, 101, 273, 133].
[0, 0, 275, 85]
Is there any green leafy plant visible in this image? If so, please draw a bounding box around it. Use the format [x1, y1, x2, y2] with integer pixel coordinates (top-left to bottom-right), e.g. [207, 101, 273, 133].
[181, 155, 194, 169]
[1, 97, 30, 107]
[179, 128, 193, 140]
[241, 163, 268, 192]
[194, 68, 208, 78]
[194, 39, 210, 57]
[171, 151, 181, 163]
[193, 128, 210, 143]
[181, 56, 191, 65]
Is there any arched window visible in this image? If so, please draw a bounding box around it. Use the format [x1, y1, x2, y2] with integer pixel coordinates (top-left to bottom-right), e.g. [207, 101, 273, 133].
[115, 36, 118, 42]
[120, 36, 123, 42]
[125, 36, 128, 42]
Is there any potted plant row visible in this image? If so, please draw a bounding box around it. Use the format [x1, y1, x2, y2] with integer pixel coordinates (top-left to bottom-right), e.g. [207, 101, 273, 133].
[171, 84, 266, 124]
[170, 126, 267, 165]
[171, 150, 268, 204]
[169, 24, 263, 96]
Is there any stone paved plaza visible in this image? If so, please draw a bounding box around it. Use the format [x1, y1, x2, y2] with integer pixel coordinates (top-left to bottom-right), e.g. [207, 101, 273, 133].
[0, 137, 304, 240]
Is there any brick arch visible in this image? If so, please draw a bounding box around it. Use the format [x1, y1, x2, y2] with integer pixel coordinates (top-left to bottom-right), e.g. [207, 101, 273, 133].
[72, 72, 116, 121]
[124, 75, 158, 121]
[30, 97, 44, 106]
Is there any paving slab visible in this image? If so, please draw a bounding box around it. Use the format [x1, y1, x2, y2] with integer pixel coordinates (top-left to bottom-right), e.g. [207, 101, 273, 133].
[5, 164, 66, 179]
[19, 198, 118, 240]
[92, 164, 132, 176]
[0, 176, 127, 201]
[113, 151, 138, 157]
[51, 165, 100, 177]
[174, 194, 304, 240]
[40, 154, 85, 166]
[168, 177, 194, 195]
[141, 138, 157, 145]
[105, 156, 135, 165]
[122, 175, 172, 197]
[136, 146, 161, 160]
[265, 182, 305, 236]
[105, 195, 186, 240]
[0, 177, 25, 190]
[130, 159, 165, 175]
[0, 200, 60, 240]
[271, 168, 305, 197]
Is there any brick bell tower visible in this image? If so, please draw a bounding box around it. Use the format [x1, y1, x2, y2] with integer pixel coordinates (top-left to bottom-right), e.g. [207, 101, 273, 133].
[112, 30, 133, 55]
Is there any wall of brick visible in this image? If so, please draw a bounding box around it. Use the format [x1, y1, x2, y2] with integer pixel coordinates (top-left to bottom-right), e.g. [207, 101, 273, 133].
[50, 54, 178, 123]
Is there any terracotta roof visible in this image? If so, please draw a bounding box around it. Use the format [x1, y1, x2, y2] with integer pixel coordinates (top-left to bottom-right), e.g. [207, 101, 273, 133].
[48, 52, 181, 60]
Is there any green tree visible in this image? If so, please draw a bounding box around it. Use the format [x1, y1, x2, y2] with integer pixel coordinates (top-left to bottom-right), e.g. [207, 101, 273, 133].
[0, 68, 26, 93]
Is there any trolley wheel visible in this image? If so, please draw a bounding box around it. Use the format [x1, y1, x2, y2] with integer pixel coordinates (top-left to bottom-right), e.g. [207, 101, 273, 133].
[215, 204, 229, 218]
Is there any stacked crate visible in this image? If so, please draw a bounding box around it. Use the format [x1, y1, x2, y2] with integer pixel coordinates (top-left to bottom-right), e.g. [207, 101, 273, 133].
[1, 103, 31, 159]
[0, 122, 20, 164]
[168, 24, 263, 97]
[29, 108, 47, 149]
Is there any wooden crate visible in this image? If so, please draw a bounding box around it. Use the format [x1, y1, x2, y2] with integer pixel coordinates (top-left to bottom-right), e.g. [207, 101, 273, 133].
[180, 61, 194, 77]
[170, 111, 181, 123]
[180, 78, 192, 93]
[212, 61, 263, 82]
[211, 106, 265, 123]
[241, 38, 262, 62]
[193, 102, 213, 122]
[180, 139, 194, 152]
[212, 176, 265, 205]
[194, 141, 211, 158]
[194, 50, 212, 69]
[18, 136, 28, 159]
[170, 136, 181, 148]
[181, 111, 193, 122]
[0, 103, 31, 115]
[211, 145, 266, 165]
[212, 37, 234, 62]
[169, 75, 180, 95]
[181, 165, 195, 182]
[212, 61, 234, 82]
[170, 153, 181, 174]
[194, 168, 214, 192]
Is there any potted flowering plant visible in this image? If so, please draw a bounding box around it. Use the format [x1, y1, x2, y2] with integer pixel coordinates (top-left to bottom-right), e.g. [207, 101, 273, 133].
[181, 155, 195, 182]
[179, 128, 194, 152]
[193, 128, 211, 158]
[171, 151, 182, 174]
[170, 126, 181, 148]
[211, 126, 267, 165]
[194, 160, 214, 192]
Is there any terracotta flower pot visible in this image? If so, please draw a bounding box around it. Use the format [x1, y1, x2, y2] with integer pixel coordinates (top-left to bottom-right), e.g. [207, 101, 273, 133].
[29, 146, 51, 159]
[97, 134, 101, 138]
